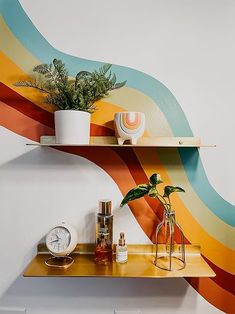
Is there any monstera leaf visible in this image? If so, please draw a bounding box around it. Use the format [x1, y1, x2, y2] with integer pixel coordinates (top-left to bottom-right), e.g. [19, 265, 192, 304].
[163, 186, 185, 198]
[120, 184, 150, 207]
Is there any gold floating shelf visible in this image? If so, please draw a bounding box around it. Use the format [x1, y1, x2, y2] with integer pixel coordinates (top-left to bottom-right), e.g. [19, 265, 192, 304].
[23, 244, 215, 278]
[26, 136, 216, 148]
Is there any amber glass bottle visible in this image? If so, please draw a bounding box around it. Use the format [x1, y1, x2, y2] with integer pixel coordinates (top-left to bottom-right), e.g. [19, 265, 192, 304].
[94, 199, 113, 265]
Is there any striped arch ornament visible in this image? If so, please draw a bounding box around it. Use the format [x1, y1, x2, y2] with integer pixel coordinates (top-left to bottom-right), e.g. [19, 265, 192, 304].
[0, 0, 235, 313]
[114, 111, 145, 145]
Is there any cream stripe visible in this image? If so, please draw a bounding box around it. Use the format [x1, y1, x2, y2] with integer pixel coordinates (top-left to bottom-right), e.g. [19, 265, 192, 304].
[1, 15, 234, 249]
[0, 16, 41, 73]
[108, 88, 172, 136]
[106, 91, 235, 250]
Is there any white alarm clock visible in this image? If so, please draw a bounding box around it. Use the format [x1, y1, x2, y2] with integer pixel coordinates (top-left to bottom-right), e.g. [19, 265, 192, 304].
[45, 222, 78, 268]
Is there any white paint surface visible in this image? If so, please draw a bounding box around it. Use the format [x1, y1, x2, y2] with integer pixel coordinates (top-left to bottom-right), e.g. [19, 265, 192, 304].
[1, 0, 233, 313]
[19, 0, 235, 205]
[0, 308, 26, 314]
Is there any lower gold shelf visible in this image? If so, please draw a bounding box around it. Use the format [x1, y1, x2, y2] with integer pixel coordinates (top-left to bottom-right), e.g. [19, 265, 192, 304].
[23, 244, 215, 278]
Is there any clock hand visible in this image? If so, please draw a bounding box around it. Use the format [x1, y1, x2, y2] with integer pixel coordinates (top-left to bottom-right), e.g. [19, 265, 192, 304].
[50, 239, 59, 243]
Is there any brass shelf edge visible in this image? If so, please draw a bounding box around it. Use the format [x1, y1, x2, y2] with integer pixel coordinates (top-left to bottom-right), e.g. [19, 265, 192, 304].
[38, 243, 202, 255]
[23, 243, 216, 278]
[25, 136, 216, 148]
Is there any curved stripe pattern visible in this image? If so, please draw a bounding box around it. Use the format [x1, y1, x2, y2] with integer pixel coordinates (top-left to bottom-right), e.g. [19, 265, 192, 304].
[1, 3, 234, 227]
[1, 70, 235, 255]
[1, 96, 235, 310]
[1, 58, 235, 256]
[1, 105, 234, 307]
[1, 0, 235, 312]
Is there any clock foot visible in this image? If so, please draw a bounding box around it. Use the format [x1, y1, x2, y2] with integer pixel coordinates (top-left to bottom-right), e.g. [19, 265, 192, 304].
[45, 256, 74, 269]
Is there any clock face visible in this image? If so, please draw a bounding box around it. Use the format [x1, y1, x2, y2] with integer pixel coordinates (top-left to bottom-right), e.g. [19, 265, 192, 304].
[46, 226, 71, 255]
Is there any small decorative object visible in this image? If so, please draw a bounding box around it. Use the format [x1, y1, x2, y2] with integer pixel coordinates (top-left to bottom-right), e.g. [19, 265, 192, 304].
[95, 199, 113, 265]
[114, 112, 145, 145]
[45, 222, 78, 269]
[120, 173, 186, 271]
[116, 232, 128, 263]
[14, 60, 126, 144]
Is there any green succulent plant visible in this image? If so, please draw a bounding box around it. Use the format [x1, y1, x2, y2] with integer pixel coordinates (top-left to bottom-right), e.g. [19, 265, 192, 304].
[14, 59, 126, 113]
[120, 173, 185, 213]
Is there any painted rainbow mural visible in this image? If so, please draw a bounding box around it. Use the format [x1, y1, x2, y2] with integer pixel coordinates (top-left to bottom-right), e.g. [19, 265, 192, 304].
[0, 0, 235, 312]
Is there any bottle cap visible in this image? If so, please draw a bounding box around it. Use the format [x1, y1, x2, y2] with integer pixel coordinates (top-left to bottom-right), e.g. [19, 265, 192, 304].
[119, 232, 125, 246]
[99, 199, 112, 215]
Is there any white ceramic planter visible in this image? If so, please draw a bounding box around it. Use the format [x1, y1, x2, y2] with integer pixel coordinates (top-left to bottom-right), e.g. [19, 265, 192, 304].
[55, 110, 91, 144]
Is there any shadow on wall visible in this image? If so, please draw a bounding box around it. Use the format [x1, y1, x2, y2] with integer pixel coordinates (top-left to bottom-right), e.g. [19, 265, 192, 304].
[0, 276, 191, 312]
[0, 144, 191, 312]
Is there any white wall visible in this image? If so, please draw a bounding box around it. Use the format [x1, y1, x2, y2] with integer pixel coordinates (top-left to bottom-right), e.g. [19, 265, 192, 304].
[19, 0, 235, 204]
[1, 0, 234, 313]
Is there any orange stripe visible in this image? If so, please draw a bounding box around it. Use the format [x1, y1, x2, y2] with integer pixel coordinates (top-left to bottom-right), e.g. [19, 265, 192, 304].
[56, 146, 158, 241]
[0, 104, 158, 238]
[123, 112, 141, 130]
[133, 148, 235, 275]
[187, 277, 235, 313]
[1, 100, 234, 312]
[0, 51, 53, 112]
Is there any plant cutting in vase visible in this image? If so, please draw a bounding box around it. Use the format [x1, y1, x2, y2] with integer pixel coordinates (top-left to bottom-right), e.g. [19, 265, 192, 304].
[120, 173, 185, 211]
[120, 173, 186, 271]
[14, 59, 126, 144]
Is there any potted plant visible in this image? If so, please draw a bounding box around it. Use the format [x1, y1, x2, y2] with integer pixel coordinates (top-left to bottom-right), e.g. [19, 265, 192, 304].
[14, 59, 126, 144]
[120, 173, 186, 270]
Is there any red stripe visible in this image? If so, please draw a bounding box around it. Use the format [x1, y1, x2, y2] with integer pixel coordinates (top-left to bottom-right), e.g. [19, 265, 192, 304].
[1, 96, 234, 300]
[186, 277, 235, 313]
[0, 82, 115, 136]
[111, 147, 190, 244]
[0, 82, 54, 128]
[203, 255, 235, 295]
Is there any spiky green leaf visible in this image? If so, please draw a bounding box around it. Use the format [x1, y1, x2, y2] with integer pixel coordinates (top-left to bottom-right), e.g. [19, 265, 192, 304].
[112, 80, 127, 90]
[100, 64, 112, 75]
[33, 63, 50, 75]
[14, 59, 126, 112]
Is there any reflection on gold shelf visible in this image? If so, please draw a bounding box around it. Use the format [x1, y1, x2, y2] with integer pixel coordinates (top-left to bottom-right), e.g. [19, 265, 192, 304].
[25, 136, 216, 147]
[23, 244, 215, 278]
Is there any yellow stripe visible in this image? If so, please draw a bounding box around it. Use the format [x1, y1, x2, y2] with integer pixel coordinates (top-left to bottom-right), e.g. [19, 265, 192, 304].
[0, 51, 54, 112]
[1, 21, 235, 269]
[107, 90, 235, 245]
[0, 16, 41, 74]
[134, 147, 235, 274]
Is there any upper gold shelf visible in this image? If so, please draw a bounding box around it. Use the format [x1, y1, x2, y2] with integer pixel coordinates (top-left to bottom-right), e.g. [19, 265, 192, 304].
[27, 136, 216, 148]
[23, 244, 215, 278]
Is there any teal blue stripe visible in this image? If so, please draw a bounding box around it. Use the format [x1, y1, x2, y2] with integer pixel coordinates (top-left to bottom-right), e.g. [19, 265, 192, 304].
[1, 0, 192, 137]
[178, 148, 235, 226]
[1, 0, 234, 226]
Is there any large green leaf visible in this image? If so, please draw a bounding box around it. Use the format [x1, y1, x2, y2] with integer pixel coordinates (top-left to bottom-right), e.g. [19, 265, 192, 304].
[120, 184, 150, 207]
[163, 186, 185, 198]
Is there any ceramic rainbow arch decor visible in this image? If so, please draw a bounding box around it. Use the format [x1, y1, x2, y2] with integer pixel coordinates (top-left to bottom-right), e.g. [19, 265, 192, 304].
[0, 1, 235, 312]
[114, 112, 145, 145]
